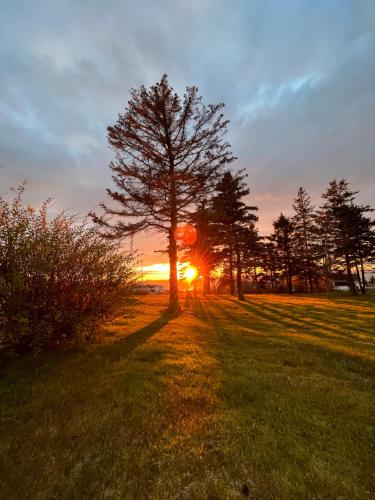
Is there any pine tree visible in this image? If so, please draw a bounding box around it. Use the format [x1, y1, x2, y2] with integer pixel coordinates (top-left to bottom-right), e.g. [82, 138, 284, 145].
[273, 214, 294, 294]
[314, 206, 336, 292]
[241, 223, 261, 290]
[185, 202, 220, 294]
[342, 204, 374, 294]
[259, 238, 280, 291]
[211, 171, 258, 300]
[292, 187, 318, 292]
[91, 75, 234, 313]
[319, 179, 373, 295]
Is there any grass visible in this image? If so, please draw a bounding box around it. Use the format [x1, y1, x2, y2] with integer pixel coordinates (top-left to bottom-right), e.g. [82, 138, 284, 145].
[1, 293, 374, 499]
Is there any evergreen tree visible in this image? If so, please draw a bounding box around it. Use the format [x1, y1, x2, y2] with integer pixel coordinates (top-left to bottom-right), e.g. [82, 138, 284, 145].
[292, 187, 318, 292]
[314, 206, 336, 292]
[273, 214, 294, 293]
[241, 223, 261, 290]
[185, 202, 220, 294]
[211, 171, 258, 300]
[319, 179, 373, 295]
[259, 238, 280, 291]
[342, 204, 374, 294]
[92, 75, 234, 313]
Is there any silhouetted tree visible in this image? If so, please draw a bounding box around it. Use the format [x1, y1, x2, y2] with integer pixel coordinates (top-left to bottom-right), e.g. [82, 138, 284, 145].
[92, 75, 235, 313]
[211, 171, 258, 300]
[258, 238, 280, 291]
[273, 214, 294, 293]
[292, 187, 318, 292]
[314, 206, 336, 292]
[318, 179, 373, 295]
[340, 203, 374, 294]
[187, 202, 220, 294]
[241, 223, 261, 290]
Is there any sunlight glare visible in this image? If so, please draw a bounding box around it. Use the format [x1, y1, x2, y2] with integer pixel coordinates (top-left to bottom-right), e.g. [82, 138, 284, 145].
[184, 265, 199, 282]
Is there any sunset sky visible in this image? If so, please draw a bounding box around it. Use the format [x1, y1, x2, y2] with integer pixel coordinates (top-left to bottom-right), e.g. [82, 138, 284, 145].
[1, 0, 375, 279]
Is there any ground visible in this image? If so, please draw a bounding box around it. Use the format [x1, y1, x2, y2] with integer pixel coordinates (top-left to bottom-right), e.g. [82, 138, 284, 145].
[1, 293, 374, 499]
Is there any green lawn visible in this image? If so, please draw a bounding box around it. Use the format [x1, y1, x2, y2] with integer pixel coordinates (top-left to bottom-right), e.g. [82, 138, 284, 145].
[1, 293, 374, 499]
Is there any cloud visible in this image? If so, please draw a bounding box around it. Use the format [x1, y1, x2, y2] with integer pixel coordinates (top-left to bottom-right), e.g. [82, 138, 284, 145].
[1, 0, 374, 259]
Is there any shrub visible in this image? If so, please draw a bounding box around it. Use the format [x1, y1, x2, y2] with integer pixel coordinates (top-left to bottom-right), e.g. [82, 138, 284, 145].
[0, 185, 136, 352]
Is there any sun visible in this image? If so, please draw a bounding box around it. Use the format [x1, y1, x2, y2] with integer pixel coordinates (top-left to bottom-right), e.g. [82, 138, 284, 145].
[184, 265, 199, 282]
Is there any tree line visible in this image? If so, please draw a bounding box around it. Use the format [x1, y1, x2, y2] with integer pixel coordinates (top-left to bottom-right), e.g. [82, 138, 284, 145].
[186, 175, 374, 298]
[93, 75, 374, 309]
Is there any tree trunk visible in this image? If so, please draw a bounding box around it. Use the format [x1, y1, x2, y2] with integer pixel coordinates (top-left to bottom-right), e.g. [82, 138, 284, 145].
[253, 264, 258, 291]
[285, 244, 293, 294]
[235, 242, 245, 300]
[308, 272, 314, 293]
[359, 255, 366, 294]
[270, 273, 275, 291]
[354, 260, 364, 294]
[345, 253, 357, 295]
[287, 274, 293, 294]
[164, 107, 181, 315]
[203, 274, 211, 294]
[229, 242, 235, 295]
[303, 225, 313, 293]
[168, 227, 180, 314]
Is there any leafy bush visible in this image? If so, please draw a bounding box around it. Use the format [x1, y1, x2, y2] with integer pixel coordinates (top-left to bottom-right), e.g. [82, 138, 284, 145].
[0, 185, 136, 352]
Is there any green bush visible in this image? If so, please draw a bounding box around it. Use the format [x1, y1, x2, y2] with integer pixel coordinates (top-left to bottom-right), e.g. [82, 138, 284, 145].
[0, 185, 136, 352]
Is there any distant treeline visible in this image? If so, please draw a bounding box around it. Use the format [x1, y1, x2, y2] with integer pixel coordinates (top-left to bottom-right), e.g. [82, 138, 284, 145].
[185, 174, 374, 297]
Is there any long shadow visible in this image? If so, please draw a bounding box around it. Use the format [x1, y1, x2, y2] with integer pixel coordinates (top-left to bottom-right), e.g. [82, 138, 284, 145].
[206, 298, 271, 340]
[247, 298, 374, 342]
[0, 310, 174, 380]
[187, 295, 210, 321]
[253, 297, 373, 332]
[98, 310, 174, 363]
[224, 296, 320, 333]
[298, 309, 373, 339]
[201, 297, 375, 381]
[224, 296, 360, 343]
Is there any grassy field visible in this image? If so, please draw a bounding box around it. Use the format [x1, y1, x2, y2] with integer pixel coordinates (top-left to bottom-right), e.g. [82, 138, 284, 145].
[1, 293, 374, 499]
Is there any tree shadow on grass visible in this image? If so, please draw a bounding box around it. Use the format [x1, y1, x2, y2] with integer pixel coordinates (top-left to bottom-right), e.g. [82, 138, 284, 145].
[208, 297, 375, 380]
[0, 310, 174, 380]
[98, 309, 174, 362]
[224, 296, 354, 342]
[235, 296, 374, 348]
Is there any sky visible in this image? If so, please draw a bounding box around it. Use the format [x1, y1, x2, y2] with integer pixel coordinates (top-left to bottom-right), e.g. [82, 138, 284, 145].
[1, 0, 375, 278]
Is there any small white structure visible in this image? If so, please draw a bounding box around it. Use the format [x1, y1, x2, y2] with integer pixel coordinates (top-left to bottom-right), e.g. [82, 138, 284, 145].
[334, 280, 350, 291]
[146, 285, 165, 294]
[333, 280, 360, 292]
[132, 284, 165, 294]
